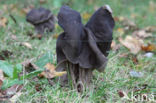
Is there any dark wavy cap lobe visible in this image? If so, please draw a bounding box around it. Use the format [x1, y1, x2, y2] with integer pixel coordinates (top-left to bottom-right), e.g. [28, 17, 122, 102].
[26, 7, 55, 34]
[86, 5, 115, 42]
[57, 6, 84, 63]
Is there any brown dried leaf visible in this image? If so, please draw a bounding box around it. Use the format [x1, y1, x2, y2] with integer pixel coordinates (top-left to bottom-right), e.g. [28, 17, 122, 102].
[4, 85, 23, 96]
[119, 53, 129, 58]
[111, 41, 120, 51]
[119, 36, 144, 54]
[11, 35, 18, 41]
[21, 59, 40, 72]
[141, 44, 156, 52]
[39, 63, 67, 78]
[117, 16, 137, 31]
[132, 56, 138, 64]
[20, 5, 34, 15]
[35, 84, 42, 92]
[0, 80, 3, 89]
[31, 34, 43, 40]
[117, 90, 125, 97]
[40, 0, 47, 4]
[0, 50, 13, 60]
[122, 18, 136, 27]
[0, 17, 8, 27]
[145, 26, 156, 32]
[9, 92, 22, 103]
[0, 85, 23, 101]
[132, 30, 152, 39]
[114, 16, 119, 22]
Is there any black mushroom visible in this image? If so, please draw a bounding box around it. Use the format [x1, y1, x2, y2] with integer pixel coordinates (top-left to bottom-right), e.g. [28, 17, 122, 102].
[56, 5, 115, 92]
[26, 7, 55, 34]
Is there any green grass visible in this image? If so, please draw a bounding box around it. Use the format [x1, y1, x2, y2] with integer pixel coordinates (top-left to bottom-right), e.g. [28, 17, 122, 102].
[0, 0, 156, 102]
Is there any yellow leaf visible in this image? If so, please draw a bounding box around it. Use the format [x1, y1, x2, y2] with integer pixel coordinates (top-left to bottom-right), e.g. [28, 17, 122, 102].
[39, 63, 67, 78]
[0, 17, 8, 27]
[119, 36, 144, 54]
[82, 13, 91, 20]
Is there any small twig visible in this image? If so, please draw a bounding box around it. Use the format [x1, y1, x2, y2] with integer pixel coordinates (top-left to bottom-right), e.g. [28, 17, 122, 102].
[9, 14, 17, 24]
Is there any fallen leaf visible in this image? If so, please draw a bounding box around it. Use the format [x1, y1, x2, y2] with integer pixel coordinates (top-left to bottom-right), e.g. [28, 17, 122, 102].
[141, 43, 156, 52]
[40, 0, 47, 4]
[0, 50, 13, 60]
[0, 84, 23, 101]
[117, 90, 125, 97]
[9, 92, 22, 103]
[117, 28, 124, 36]
[117, 16, 137, 31]
[48, 79, 55, 86]
[39, 63, 67, 78]
[35, 84, 42, 92]
[11, 35, 18, 41]
[21, 59, 32, 67]
[0, 55, 4, 60]
[21, 8, 30, 15]
[0, 79, 3, 89]
[111, 41, 120, 51]
[129, 70, 143, 78]
[32, 34, 43, 40]
[119, 36, 144, 54]
[132, 56, 138, 64]
[0, 17, 8, 27]
[21, 42, 32, 49]
[82, 13, 91, 20]
[20, 5, 34, 15]
[145, 26, 156, 32]
[22, 59, 40, 71]
[119, 53, 129, 58]
[4, 85, 23, 96]
[132, 30, 152, 39]
[114, 16, 120, 22]
[122, 18, 136, 28]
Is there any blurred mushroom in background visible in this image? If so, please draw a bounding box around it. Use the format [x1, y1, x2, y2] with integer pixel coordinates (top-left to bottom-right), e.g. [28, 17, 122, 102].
[26, 7, 55, 36]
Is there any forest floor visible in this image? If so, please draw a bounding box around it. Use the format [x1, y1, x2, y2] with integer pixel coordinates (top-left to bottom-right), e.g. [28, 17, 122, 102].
[0, 0, 156, 102]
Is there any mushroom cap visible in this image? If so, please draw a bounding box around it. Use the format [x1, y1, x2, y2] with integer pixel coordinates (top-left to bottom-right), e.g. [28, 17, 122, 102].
[56, 6, 111, 72]
[85, 5, 115, 56]
[57, 6, 83, 37]
[57, 6, 84, 63]
[26, 7, 53, 25]
[86, 4, 115, 42]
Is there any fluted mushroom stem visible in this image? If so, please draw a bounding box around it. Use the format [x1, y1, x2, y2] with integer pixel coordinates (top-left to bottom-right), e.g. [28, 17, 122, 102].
[67, 62, 93, 92]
